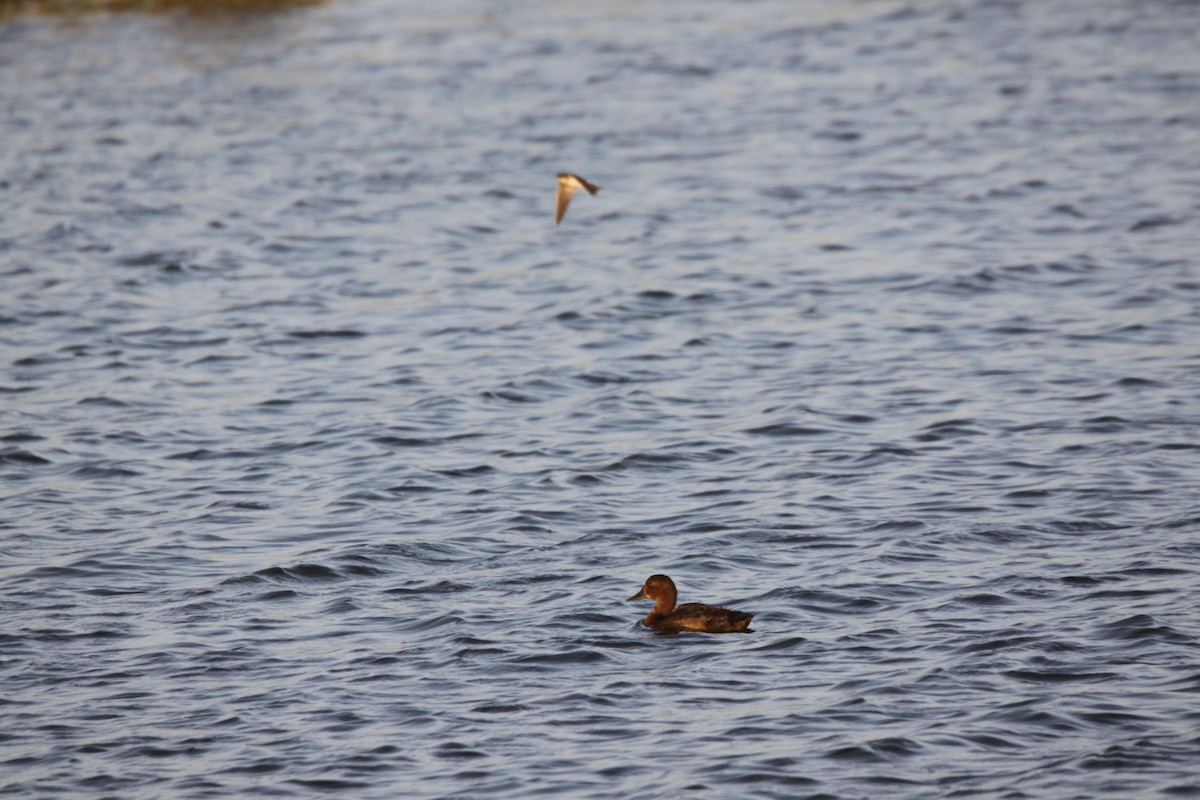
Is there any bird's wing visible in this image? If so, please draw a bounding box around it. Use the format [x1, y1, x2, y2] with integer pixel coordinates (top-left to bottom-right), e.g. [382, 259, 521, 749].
[555, 183, 577, 224]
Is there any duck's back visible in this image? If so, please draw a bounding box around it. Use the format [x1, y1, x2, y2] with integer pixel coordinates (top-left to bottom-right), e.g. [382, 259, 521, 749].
[658, 602, 753, 633]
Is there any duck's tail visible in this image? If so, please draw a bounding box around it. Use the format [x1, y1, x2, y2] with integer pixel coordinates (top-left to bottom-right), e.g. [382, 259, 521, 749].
[729, 612, 754, 632]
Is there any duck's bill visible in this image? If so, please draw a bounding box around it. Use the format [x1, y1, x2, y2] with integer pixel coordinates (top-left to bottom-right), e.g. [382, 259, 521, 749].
[627, 588, 647, 601]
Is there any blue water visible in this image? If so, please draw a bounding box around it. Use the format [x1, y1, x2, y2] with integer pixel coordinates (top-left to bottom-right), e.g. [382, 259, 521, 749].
[3, 0, 1200, 797]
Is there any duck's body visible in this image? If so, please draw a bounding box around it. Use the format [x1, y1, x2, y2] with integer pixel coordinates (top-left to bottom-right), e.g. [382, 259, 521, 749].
[628, 574, 753, 633]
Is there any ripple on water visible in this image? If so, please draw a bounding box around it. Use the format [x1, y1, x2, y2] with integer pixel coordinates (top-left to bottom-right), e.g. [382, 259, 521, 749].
[2, 0, 1200, 799]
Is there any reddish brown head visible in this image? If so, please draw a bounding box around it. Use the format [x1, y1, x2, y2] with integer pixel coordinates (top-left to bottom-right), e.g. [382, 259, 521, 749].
[628, 574, 678, 622]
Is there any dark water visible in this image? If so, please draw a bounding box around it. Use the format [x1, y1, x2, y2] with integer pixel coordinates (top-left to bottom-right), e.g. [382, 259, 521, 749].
[3, 0, 1200, 797]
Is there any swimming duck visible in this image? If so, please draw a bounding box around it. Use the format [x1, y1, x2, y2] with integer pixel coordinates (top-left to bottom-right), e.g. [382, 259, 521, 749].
[628, 574, 754, 633]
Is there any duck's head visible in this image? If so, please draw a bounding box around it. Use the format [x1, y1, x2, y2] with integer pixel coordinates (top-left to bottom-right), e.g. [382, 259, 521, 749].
[628, 574, 677, 611]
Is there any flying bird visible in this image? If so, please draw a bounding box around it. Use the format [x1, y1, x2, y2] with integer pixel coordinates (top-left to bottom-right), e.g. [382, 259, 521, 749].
[555, 173, 600, 224]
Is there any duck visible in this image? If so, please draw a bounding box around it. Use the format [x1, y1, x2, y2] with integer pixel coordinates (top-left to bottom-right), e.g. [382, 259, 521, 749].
[627, 574, 754, 633]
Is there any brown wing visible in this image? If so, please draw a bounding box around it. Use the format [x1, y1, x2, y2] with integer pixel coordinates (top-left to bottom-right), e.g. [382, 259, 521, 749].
[666, 603, 754, 632]
[555, 182, 576, 225]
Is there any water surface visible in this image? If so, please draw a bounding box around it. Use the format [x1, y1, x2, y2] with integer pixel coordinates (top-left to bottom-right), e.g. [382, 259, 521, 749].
[3, 0, 1200, 797]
